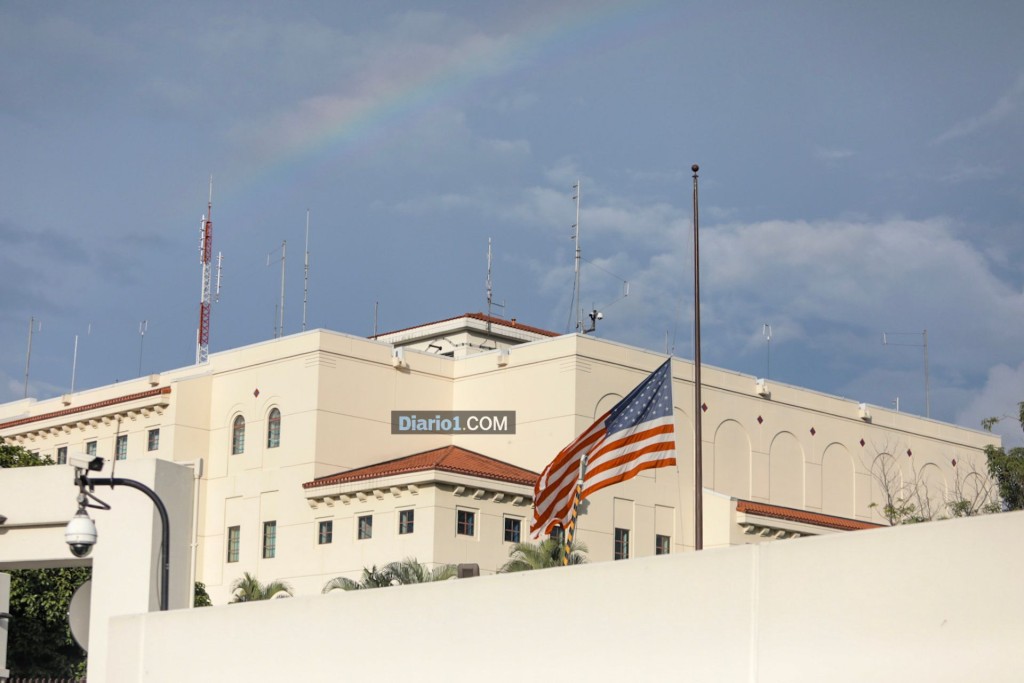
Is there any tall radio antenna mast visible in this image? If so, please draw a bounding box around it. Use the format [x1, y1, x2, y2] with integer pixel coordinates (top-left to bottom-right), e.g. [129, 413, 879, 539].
[196, 177, 214, 364]
[302, 209, 310, 332]
[267, 241, 286, 338]
[485, 238, 505, 338]
[486, 238, 493, 334]
[571, 180, 583, 332]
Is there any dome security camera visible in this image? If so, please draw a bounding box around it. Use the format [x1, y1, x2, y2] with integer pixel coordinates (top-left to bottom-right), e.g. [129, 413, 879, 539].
[65, 508, 97, 558]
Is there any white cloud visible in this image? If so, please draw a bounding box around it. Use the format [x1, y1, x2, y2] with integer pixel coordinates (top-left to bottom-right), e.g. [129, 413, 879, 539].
[938, 162, 1004, 184]
[478, 137, 531, 156]
[505, 187, 1024, 425]
[956, 361, 1024, 448]
[391, 193, 480, 214]
[933, 72, 1024, 144]
[223, 13, 522, 161]
[814, 146, 855, 161]
[490, 92, 538, 113]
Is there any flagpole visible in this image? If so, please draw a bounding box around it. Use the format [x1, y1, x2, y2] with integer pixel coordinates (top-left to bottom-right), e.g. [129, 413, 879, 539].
[563, 455, 587, 565]
[692, 164, 704, 552]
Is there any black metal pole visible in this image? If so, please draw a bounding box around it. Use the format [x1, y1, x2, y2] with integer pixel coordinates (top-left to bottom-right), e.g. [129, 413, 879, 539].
[692, 164, 703, 552]
[89, 477, 170, 611]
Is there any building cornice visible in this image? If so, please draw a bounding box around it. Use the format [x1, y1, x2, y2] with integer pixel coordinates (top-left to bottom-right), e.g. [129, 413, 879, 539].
[736, 499, 883, 534]
[0, 386, 171, 441]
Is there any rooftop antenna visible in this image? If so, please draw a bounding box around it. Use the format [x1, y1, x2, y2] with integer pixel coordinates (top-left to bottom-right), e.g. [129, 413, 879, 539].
[196, 176, 214, 364]
[485, 238, 506, 335]
[267, 241, 286, 338]
[137, 320, 148, 377]
[23, 316, 41, 398]
[302, 209, 310, 332]
[881, 330, 930, 418]
[577, 257, 629, 334]
[762, 323, 772, 380]
[373, 300, 379, 338]
[215, 252, 223, 303]
[571, 180, 583, 332]
[71, 323, 91, 393]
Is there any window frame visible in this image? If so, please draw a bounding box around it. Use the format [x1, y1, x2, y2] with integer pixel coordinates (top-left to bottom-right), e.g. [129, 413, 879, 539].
[398, 509, 415, 535]
[503, 516, 522, 543]
[115, 434, 128, 460]
[357, 514, 373, 540]
[655, 534, 671, 556]
[318, 520, 333, 545]
[456, 509, 476, 537]
[85, 441, 97, 456]
[262, 520, 277, 559]
[266, 408, 281, 449]
[231, 415, 246, 455]
[226, 525, 240, 563]
[56, 446, 68, 465]
[147, 428, 160, 452]
[614, 527, 630, 560]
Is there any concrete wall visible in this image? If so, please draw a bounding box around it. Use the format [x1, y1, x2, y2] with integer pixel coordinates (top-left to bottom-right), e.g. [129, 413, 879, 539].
[108, 510, 1024, 682]
[0, 459, 194, 683]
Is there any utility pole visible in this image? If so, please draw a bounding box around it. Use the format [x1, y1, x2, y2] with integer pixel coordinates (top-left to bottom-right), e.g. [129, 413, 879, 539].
[692, 164, 703, 551]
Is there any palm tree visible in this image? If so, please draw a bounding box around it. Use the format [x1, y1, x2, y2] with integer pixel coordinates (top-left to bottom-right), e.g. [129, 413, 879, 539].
[229, 572, 293, 602]
[384, 557, 457, 585]
[322, 558, 457, 592]
[321, 565, 392, 592]
[498, 538, 588, 572]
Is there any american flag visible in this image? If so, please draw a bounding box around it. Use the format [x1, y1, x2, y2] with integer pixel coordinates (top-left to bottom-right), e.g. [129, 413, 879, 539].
[530, 359, 676, 539]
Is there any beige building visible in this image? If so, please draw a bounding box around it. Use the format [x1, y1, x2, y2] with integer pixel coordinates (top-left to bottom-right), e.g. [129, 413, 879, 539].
[0, 313, 997, 604]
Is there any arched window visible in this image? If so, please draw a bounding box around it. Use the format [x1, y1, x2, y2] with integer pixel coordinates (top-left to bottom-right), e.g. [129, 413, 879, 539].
[231, 415, 246, 455]
[267, 408, 281, 448]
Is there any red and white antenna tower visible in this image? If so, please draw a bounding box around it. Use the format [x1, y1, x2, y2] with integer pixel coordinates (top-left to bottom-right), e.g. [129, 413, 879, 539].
[196, 177, 214, 364]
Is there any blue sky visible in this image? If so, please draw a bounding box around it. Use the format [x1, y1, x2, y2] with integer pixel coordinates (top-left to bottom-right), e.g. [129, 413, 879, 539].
[2, 1, 1022, 445]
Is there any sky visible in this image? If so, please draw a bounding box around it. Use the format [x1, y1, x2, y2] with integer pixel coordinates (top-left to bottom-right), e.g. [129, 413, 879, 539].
[1, 1, 1022, 446]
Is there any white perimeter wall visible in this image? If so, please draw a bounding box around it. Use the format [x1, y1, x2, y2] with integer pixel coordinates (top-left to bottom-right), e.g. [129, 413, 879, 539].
[108, 510, 1024, 682]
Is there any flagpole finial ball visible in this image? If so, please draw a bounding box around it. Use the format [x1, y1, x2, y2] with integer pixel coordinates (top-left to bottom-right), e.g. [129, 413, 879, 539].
[691, 164, 699, 173]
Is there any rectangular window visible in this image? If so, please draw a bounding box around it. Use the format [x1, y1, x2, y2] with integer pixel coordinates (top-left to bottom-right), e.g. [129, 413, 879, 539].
[503, 517, 521, 543]
[227, 526, 240, 563]
[656, 534, 671, 556]
[318, 520, 333, 545]
[147, 428, 160, 451]
[266, 409, 281, 449]
[56, 446, 68, 465]
[614, 528, 630, 560]
[115, 434, 128, 460]
[358, 515, 373, 540]
[85, 441, 97, 456]
[399, 509, 415, 535]
[262, 521, 277, 559]
[456, 509, 475, 537]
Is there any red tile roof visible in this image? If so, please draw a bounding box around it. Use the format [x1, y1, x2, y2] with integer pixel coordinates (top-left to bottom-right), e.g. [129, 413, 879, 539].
[373, 312, 559, 339]
[0, 386, 171, 431]
[304, 445, 540, 490]
[736, 500, 884, 532]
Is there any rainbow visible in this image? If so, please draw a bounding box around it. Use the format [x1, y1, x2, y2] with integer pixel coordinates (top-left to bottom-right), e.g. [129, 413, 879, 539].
[233, 1, 672, 199]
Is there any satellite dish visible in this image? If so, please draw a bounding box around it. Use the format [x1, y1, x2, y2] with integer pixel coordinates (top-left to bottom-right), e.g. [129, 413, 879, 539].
[67, 579, 92, 652]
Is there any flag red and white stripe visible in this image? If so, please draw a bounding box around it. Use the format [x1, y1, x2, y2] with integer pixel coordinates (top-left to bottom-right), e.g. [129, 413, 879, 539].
[530, 360, 676, 539]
